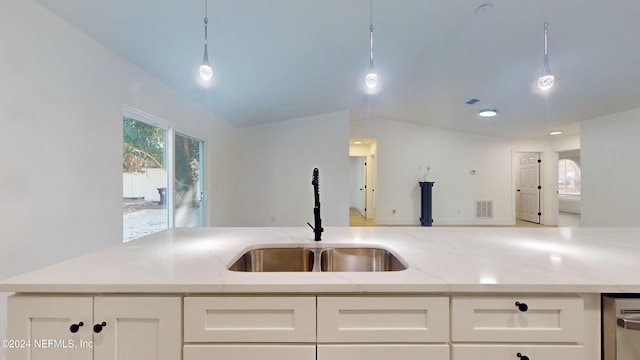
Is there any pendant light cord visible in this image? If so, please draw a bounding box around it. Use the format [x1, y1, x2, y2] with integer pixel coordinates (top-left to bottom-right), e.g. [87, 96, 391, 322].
[369, 0, 374, 66]
[204, 0, 208, 46]
[543, 22, 549, 58]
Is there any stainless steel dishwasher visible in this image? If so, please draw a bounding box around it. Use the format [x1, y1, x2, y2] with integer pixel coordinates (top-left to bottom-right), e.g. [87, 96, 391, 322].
[603, 295, 640, 360]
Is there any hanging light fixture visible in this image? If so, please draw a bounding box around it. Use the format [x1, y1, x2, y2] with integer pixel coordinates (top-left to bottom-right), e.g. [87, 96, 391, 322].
[537, 21, 554, 91]
[365, 0, 378, 88]
[198, 0, 213, 80]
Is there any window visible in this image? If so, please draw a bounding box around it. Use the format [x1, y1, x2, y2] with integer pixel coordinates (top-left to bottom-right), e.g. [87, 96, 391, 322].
[558, 159, 581, 198]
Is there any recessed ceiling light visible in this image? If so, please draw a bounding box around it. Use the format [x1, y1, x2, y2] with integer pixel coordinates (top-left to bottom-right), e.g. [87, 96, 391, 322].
[549, 131, 563, 136]
[354, 141, 362, 145]
[478, 108, 497, 117]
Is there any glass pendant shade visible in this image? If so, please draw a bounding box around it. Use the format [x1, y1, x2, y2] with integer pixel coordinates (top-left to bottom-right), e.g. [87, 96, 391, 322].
[538, 71, 554, 91]
[199, 46, 213, 80]
[198, 0, 213, 81]
[199, 64, 213, 80]
[365, 71, 378, 88]
[365, 2, 378, 89]
[366, 59, 377, 88]
[537, 22, 554, 91]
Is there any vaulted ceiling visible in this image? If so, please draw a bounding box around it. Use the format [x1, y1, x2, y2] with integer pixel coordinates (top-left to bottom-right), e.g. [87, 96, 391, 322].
[34, 0, 640, 139]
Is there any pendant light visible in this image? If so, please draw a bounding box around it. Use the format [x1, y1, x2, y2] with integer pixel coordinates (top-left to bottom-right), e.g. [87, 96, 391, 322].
[365, 0, 378, 88]
[198, 0, 213, 80]
[537, 21, 554, 91]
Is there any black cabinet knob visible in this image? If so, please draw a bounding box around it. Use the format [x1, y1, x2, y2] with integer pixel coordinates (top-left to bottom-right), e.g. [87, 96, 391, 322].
[517, 352, 530, 360]
[93, 321, 107, 333]
[515, 301, 528, 312]
[69, 321, 84, 333]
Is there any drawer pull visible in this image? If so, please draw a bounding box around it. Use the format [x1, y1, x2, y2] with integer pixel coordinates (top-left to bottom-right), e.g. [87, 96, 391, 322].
[69, 321, 84, 333]
[517, 352, 530, 360]
[515, 301, 528, 312]
[93, 322, 107, 333]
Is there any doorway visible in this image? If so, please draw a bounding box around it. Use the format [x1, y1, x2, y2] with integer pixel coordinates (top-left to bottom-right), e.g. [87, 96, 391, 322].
[349, 138, 377, 226]
[516, 152, 541, 224]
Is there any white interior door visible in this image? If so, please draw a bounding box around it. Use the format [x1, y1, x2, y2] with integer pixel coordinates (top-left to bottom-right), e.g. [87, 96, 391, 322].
[518, 153, 541, 223]
[349, 156, 366, 217]
[365, 152, 376, 220]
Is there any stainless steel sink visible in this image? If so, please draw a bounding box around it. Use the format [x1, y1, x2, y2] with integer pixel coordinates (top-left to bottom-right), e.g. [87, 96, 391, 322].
[320, 247, 407, 272]
[228, 245, 407, 272]
[228, 247, 315, 272]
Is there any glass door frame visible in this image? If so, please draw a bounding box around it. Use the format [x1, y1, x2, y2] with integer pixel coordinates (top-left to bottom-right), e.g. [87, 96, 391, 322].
[173, 131, 206, 227]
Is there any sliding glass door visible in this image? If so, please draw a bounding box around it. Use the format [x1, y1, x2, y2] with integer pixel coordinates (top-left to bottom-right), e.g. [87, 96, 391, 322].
[122, 107, 206, 241]
[174, 133, 205, 227]
[122, 117, 168, 241]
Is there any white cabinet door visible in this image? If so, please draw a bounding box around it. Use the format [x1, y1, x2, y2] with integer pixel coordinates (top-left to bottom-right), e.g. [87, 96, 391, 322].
[93, 297, 181, 360]
[7, 296, 93, 360]
[317, 296, 449, 343]
[184, 296, 316, 343]
[184, 344, 316, 360]
[451, 296, 583, 343]
[318, 344, 449, 360]
[453, 344, 583, 360]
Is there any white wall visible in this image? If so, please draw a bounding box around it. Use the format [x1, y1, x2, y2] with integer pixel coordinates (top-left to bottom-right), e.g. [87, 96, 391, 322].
[559, 198, 581, 214]
[581, 108, 640, 226]
[351, 118, 513, 225]
[235, 111, 350, 228]
[0, 0, 237, 350]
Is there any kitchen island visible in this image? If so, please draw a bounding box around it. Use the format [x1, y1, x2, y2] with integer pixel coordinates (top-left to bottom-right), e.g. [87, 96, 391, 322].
[2, 226, 639, 360]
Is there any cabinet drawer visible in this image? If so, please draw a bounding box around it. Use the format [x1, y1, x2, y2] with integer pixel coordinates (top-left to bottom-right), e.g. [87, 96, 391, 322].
[184, 296, 315, 343]
[318, 344, 449, 360]
[317, 296, 449, 343]
[184, 344, 315, 360]
[453, 344, 583, 360]
[451, 296, 583, 342]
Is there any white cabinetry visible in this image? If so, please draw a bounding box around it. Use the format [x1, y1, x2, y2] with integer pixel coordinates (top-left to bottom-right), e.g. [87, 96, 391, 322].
[451, 296, 585, 360]
[7, 293, 595, 360]
[7, 296, 181, 360]
[183, 296, 316, 360]
[317, 296, 450, 360]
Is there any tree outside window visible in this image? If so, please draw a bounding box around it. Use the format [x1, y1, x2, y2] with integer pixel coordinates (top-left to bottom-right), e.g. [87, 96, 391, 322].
[558, 159, 581, 198]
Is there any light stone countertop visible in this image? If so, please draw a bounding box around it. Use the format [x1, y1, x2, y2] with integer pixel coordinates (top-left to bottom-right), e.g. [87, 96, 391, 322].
[1, 226, 639, 294]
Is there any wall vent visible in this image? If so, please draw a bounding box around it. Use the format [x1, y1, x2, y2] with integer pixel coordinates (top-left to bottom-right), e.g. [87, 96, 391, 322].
[475, 200, 493, 219]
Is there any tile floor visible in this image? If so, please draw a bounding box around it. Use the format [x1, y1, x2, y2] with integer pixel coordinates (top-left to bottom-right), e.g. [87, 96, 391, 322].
[349, 208, 581, 228]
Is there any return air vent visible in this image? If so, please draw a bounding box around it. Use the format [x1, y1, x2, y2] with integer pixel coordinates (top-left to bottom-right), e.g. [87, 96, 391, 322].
[466, 98, 480, 105]
[475, 201, 493, 219]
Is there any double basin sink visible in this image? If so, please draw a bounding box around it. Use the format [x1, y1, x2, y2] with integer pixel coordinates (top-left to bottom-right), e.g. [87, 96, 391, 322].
[228, 245, 407, 272]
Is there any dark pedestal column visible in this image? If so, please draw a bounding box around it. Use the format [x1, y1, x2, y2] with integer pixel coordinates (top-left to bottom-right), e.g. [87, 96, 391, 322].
[419, 182, 434, 226]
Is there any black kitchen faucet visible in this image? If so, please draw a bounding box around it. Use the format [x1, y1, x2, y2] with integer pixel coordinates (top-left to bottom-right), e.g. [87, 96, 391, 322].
[307, 167, 323, 241]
